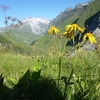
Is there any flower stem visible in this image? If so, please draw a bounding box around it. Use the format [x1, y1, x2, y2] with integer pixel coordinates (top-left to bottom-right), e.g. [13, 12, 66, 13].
[59, 39, 62, 54]
[78, 33, 82, 42]
[58, 56, 62, 86]
[53, 34, 58, 52]
[62, 39, 67, 54]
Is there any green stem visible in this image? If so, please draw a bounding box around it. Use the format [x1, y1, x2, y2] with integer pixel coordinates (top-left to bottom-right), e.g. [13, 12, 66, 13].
[53, 34, 58, 52]
[72, 38, 75, 45]
[78, 33, 82, 42]
[58, 56, 62, 86]
[77, 33, 82, 49]
[62, 39, 67, 54]
[59, 39, 62, 54]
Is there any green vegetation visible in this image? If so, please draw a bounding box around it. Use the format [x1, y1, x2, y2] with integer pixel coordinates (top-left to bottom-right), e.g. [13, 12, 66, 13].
[0, 51, 100, 99]
[77, 0, 100, 26]
[1, 22, 100, 99]
[0, 0, 100, 99]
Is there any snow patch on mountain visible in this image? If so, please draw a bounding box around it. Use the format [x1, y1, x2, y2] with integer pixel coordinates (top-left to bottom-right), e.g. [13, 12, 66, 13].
[22, 17, 50, 34]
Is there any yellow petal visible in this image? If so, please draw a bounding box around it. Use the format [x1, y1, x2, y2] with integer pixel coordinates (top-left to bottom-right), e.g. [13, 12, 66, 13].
[55, 28, 60, 34]
[83, 32, 96, 43]
[73, 26, 77, 32]
[63, 32, 68, 34]
[83, 35, 86, 41]
[77, 27, 84, 33]
[89, 36, 96, 43]
[66, 25, 72, 31]
[98, 42, 100, 47]
[48, 26, 60, 35]
[88, 36, 92, 43]
[48, 29, 51, 34]
[68, 27, 73, 33]
[72, 23, 78, 27]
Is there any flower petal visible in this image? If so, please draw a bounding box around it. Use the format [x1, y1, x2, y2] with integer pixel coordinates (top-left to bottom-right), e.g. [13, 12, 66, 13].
[66, 25, 72, 31]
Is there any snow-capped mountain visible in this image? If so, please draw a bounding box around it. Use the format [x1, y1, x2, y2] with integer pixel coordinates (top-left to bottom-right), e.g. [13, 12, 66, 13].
[22, 17, 50, 35]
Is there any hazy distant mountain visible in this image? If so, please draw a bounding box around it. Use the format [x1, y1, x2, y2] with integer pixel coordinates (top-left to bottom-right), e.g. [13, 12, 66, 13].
[0, 17, 50, 49]
[21, 17, 50, 35]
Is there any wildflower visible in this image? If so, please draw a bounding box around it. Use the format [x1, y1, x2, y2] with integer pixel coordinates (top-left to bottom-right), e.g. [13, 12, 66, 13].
[0, 5, 10, 11]
[66, 23, 84, 33]
[63, 31, 74, 39]
[96, 42, 100, 52]
[98, 42, 100, 47]
[66, 25, 72, 31]
[58, 33, 62, 39]
[48, 26, 60, 35]
[48, 51, 52, 56]
[77, 27, 86, 33]
[83, 32, 96, 43]
[57, 52, 62, 57]
[76, 49, 81, 53]
[63, 23, 85, 39]
[70, 23, 78, 32]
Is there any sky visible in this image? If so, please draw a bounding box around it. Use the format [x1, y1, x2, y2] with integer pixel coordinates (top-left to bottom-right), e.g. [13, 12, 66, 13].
[0, 0, 89, 27]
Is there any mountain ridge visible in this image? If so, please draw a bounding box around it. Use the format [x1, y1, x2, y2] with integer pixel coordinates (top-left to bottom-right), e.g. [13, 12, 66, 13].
[22, 17, 50, 35]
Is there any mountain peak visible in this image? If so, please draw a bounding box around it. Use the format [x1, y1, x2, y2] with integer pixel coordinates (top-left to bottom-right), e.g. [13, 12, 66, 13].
[22, 17, 50, 35]
[23, 17, 50, 23]
[65, 7, 73, 12]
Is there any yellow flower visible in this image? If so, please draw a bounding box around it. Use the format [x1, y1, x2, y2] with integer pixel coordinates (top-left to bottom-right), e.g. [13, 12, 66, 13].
[57, 52, 62, 57]
[83, 32, 96, 43]
[65, 24, 77, 33]
[76, 49, 81, 52]
[77, 27, 85, 33]
[98, 42, 100, 47]
[64, 23, 85, 39]
[48, 26, 60, 35]
[71, 23, 78, 32]
[48, 51, 52, 56]
[63, 31, 74, 39]
[66, 25, 72, 31]
[58, 33, 62, 39]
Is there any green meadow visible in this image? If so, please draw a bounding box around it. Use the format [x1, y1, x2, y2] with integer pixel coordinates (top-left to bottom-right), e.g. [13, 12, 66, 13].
[0, 0, 100, 99]
[0, 49, 100, 99]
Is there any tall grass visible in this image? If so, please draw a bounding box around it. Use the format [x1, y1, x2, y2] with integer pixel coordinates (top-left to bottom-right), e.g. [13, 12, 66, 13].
[0, 50, 100, 99]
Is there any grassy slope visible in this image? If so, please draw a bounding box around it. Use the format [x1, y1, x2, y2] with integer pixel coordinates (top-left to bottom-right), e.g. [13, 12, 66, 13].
[0, 34, 33, 54]
[77, 0, 100, 26]
[0, 25, 41, 54]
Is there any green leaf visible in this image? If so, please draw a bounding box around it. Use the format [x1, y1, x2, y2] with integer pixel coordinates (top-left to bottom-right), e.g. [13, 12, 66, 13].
[31, 70, 41, 84]
[33, 60, 40, 72]
[0, 74, 4, 86]
[7, 77, 17, 85]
